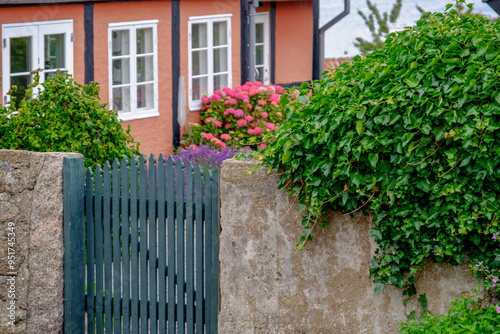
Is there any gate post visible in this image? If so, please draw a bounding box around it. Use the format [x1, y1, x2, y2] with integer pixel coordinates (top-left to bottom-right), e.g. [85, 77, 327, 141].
[63, 155, 85, 333]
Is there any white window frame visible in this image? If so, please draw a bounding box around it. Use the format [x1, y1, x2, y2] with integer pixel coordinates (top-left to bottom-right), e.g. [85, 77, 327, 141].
[108, 20, 159, 121]
[255, 12, 270, 85]
[2, 19, 73, 105]
[188, 14, 232, 111]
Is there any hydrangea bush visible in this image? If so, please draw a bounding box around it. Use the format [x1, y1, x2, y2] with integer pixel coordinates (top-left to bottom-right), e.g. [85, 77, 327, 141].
[181, 81, 285, 150]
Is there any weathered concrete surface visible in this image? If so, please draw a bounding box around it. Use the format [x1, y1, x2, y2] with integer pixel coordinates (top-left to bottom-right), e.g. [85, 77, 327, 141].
[0, 150, 79, 334]
[219, 159, 481, 334]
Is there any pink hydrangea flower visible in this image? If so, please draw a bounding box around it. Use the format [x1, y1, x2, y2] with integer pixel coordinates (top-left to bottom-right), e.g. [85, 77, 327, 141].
[205, 117, 213, 123]
[201, 96, 210, 104]
[211, 94, 221, 101]
[247, 104, 253, 110]
[213, 121, 222, 128]
[271, 101, 278, 106]
[189, 144, 197, 150]
[243, 97, 250, 103]
[214, 90, 222, 95]
[258, 99, 267, 106]
[265, 122, 277, 130]
[259, 143, 267, 150]
[223, 87, 235, 97]
[260, 112, 269, 119]
[247, 128, 254, 135]
[234, 92, 246, 100]
[204, 133, 215, 140]
[237, 119, 248, 127]
[225, 123, 232, 129]
[220, 133, 231, 140]
[245, 115, 254, 122]
[253, 127, 263, 135]
[243, 146, 251, 151]
[255, 106, 262, 111]
[270, 93, 280, 102]
[224, 98, 237, 105]
[233, 109, 245, 118]
[254, 81, 263, 87]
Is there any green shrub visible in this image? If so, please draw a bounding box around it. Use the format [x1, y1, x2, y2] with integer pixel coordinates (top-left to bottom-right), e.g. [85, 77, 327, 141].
[262, 1, 500, 297]
[399, 294, 500, 333]
[181, 82, 285, 150]
[0, 72, 140, 168]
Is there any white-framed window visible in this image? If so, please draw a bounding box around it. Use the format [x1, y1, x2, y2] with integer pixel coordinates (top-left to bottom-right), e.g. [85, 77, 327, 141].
[2, 20, 73, 105]
[255, 13, 270, 85]
[188, 14, 232, 111]
[108, 20, 159, 121]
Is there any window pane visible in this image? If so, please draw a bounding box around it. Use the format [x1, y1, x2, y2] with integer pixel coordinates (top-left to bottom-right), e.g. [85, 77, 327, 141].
[112, 30, 130, 56]
[192, 50, 208, 76]
[10, 75, 31, 102]
[256, 23, 264, 44]
[256, 45, 264, 66]
[192, 23, 207, 49]
[137, 28, 153, 54]
[255, 66, 264, 83]
[10, 37, 31, 73]
[112, 58, 130, 85]
[213, 21, 227, 46]
[192, 77, 208, 101]
[44, 34, 65, 70]
[137, 56, 153, 82]
[213, 74, 228, 92]
[137, 83, 154, 110]
[113, 86, 131, 113]
[213, 48, 228, 73]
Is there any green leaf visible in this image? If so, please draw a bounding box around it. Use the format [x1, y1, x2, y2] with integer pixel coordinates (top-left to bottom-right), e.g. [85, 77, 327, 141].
[356, 120, 363, 135]
[368, 153, 378, 168]
[297, 95, 309, 105]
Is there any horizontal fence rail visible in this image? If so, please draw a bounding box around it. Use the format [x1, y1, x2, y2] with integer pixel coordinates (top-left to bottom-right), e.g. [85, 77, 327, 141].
[64, 154, 219, 334]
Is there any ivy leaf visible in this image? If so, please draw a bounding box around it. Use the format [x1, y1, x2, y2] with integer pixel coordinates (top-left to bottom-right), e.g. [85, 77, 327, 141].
[368, 153, 379, 168]
[296, 95, 309, 105]
[356, 120, 363, 135]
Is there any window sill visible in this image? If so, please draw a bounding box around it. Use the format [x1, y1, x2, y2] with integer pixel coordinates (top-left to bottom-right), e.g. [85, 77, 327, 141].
[118, 110, 160, 121]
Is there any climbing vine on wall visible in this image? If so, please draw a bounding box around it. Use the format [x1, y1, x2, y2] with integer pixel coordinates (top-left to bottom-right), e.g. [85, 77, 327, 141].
[263, 2, 500, 297]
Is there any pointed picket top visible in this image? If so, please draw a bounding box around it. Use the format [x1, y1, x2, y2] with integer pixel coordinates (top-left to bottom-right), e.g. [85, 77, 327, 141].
[86, 166, 94, 178]
[95, 164, 102, 175]
[196, 165, 204, 176]
[131, 154, 138, 167]
[113, 158, 120, 169]
[104, 160, 111, 173]
[149, 153, 156, 164]
[186, 161, 195, 173]
[176, 157, 185, 170]
[167, 154, 175, 166]
[139, 154, 147, 166]
[121, 155, 129, 167]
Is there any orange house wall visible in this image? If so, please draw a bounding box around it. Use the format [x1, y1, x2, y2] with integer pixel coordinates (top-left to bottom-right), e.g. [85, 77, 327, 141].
[275, 1, 313, 84]
[93, 1, 173, 157]
[0, 5, 85, 86]
[179, 0, 241, 135]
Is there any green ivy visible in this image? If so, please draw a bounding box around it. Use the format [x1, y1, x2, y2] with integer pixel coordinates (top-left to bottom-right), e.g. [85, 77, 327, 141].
[0, 72, 140, 168]
[263, 2, 500, 296]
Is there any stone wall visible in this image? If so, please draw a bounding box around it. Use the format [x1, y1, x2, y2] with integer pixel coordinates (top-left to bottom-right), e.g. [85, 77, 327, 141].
[219, 159, 481, 334]
[0, 150, 78, 334]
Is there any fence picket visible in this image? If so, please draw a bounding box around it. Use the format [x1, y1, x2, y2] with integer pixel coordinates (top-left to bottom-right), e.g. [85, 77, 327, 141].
[158, 154, 167, 333]
[121, 157, 131, 333]
[149, 155, 158, 334]
[176, 160, 186, 333]
[130, 156, 140, 333]
[167, 156, 176, 333]
[112, 159, 122, 334]
[205, 170, 213, 333]
[195, 166, 204, 332]
[210, 168, 220, 334]
[94, 165, 104, 333]
[103, 162, 113, 334]
[186, 162, 195, 334]
[139, 155, 148, 332]
[85, 168, 95, 334]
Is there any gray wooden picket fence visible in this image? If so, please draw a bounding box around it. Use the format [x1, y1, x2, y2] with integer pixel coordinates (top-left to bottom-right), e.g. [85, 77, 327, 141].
[63, 154, 219, 334]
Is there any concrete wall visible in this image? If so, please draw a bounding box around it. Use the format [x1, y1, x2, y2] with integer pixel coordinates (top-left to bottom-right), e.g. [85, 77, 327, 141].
[0, 150, 77, 334]
[219, 159, 481, 334]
